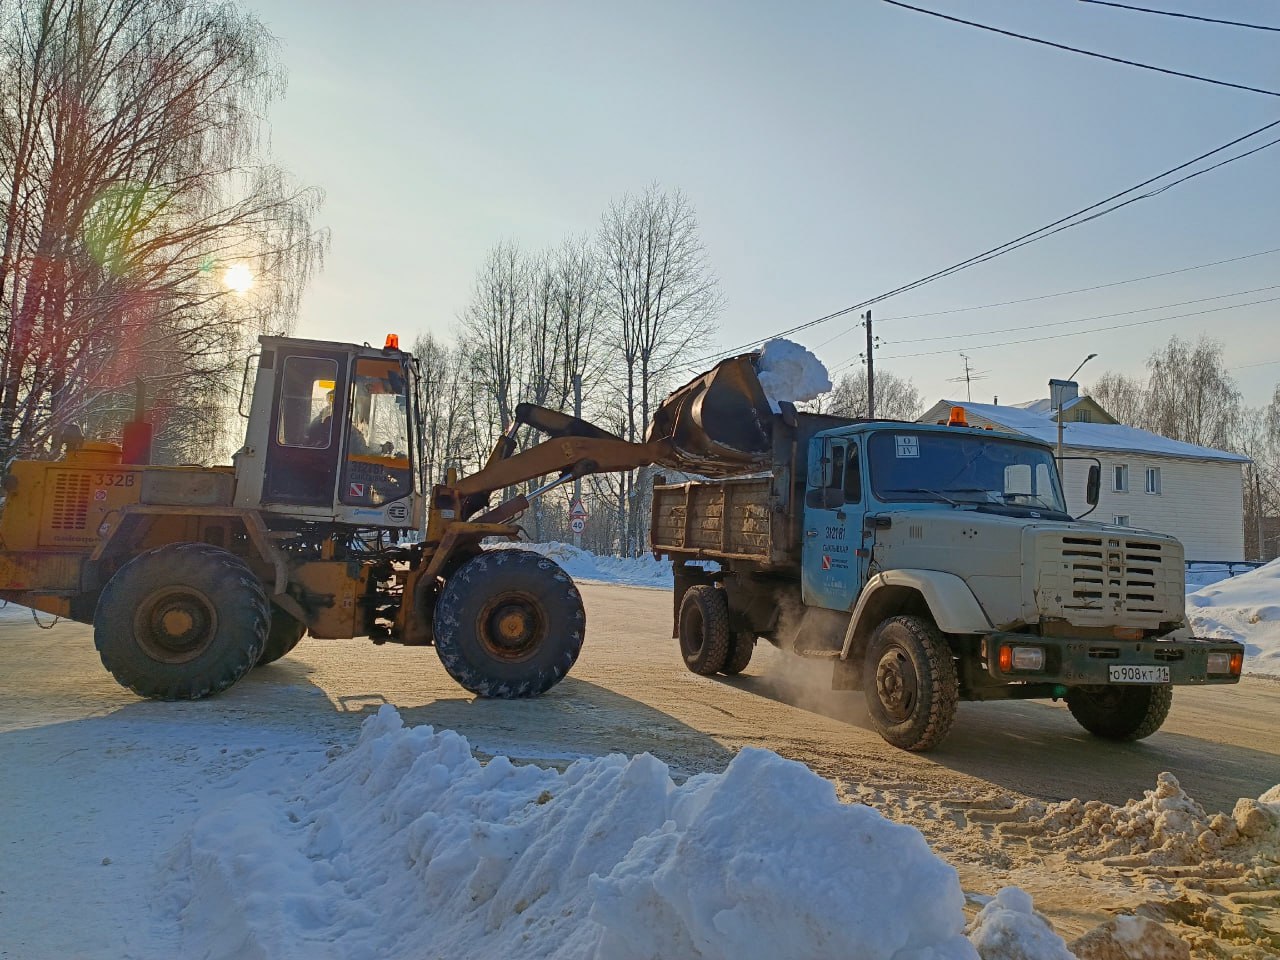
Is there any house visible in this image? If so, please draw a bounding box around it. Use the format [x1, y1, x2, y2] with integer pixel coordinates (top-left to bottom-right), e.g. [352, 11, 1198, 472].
[919, 386, 1250, 561]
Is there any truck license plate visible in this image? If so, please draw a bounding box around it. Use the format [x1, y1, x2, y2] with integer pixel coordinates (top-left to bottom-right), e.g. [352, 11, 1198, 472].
[1109, 665, 1170, 684]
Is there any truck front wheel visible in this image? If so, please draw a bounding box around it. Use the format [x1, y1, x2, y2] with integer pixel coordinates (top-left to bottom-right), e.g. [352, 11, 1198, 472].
[678, 585, 730, 675]
[94, 544, 269, 700]
[433, 549, 585, 698]
[1066, 685, 1172, 741]
[863, 615, 959, 751]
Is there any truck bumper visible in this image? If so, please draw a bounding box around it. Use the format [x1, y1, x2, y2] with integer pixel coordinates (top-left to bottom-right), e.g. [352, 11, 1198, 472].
[984, 632, 1245, 686]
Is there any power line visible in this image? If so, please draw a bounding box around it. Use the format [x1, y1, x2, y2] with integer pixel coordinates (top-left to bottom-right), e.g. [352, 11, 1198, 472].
[1230, 357, 1280, 371]
[882, 0, 1280, 98]
[837, 284, 1280, 358]
[812, 248, 1280, 349]
[690, 118, 1280, 368]
[840, 293, 1280, 367]
[1076, 0, 1280, 33]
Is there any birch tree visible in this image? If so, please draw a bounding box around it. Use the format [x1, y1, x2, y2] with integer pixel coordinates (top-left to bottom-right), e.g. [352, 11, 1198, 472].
[0, 0, 326, 468]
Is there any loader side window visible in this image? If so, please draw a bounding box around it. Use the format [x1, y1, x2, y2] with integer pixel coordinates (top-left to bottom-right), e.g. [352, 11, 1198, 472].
[277, 357, 339, 449]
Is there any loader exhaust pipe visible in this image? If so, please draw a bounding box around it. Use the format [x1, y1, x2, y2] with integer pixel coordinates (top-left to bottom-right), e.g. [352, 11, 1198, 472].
[121, 377, 153, 466]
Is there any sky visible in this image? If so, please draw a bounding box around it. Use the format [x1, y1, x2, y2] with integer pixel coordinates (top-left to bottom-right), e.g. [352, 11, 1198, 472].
[243, 0, 1280, 410]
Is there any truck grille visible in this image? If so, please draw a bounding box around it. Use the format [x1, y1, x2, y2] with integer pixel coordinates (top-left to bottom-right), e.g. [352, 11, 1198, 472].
[51, 471, 91, 531]
[1033, 531, 1183, 627]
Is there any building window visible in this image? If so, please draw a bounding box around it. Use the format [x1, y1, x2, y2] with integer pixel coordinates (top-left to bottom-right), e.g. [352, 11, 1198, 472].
[1145, 467, 1161, 495]
[1114, 464, 1128, 492]
[1113, 515, 1130, 526]
[1076, 409, 1093, 423]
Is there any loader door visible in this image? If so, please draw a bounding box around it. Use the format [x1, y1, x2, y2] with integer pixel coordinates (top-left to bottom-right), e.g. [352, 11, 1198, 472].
[801, 438, 867, 611]
[263, 350, 348, 506]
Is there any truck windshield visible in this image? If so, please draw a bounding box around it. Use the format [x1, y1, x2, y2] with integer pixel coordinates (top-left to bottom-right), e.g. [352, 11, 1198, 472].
[868, 430, 1067, 514]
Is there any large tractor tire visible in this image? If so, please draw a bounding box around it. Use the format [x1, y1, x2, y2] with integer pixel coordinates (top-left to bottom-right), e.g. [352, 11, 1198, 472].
[433, 549, 585, 698]
[863, 615, 959, 751]
[721, 631, 755, 676]
[678, 585, 730, 676]
[1066, 684, 1173, 741]
[94, 543, 269, 700]
[256, 607, 306, 667]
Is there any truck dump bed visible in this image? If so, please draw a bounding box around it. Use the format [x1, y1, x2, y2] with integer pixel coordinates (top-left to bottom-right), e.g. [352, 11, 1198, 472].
[651, 410, 854, 569]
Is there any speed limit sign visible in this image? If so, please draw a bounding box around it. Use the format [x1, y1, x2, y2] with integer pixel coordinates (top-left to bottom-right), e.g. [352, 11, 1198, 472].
[570, 517, 586, 533]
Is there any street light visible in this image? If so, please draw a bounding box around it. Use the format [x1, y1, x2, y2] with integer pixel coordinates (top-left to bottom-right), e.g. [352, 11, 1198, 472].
[1056, 353, 1098, 461]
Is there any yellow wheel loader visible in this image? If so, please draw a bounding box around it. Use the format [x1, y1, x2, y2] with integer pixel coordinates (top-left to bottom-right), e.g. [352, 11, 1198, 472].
[0, 334, 769, 701]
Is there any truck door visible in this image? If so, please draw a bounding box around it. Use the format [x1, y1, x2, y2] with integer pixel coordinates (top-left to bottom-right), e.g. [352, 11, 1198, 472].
[801, 438, 866, 611]
[263, 350, 348, 506]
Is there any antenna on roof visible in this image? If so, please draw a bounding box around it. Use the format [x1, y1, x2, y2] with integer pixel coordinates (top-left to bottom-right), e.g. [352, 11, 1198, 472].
[946, 353, 989, 402]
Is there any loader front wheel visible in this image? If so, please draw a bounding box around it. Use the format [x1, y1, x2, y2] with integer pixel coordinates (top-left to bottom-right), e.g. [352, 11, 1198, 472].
[256, 607, 306, 667]
[433, 550, 585, 698]
[94, 544, 269, 700]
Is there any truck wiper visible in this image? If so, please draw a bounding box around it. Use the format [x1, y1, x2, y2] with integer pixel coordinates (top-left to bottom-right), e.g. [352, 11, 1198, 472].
[884, 487, 962, 505]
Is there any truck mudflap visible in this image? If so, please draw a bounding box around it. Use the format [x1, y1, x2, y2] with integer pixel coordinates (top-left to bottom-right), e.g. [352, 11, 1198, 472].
[984, 633, 1245, 686]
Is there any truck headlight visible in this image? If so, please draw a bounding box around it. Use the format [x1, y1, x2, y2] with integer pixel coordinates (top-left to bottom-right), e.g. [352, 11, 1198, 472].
[998, 644, 1045, 672]
[1207, 651, 1243, 676]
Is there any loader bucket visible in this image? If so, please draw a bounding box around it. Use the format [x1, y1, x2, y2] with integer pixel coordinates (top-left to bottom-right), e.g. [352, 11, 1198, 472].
[647, 353, 776, 476]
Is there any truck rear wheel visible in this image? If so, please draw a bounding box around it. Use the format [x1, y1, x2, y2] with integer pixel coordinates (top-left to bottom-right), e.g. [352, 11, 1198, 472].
[256, 607, 306, 667]
[1066, 685, 1172, 741]
[863, 615, 958, 751]
[94, 544, 269, 700]
[679, 585, 730, 675]
[722, 631, 755, 675]
[433, 549, 585, 698]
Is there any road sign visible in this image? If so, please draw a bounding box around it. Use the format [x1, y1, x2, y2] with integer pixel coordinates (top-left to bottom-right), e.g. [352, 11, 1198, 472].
[569, 498, 587, 519]
[570, 517, 586, 534]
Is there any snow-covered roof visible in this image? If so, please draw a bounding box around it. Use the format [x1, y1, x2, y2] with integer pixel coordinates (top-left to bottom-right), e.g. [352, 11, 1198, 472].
[1012, 396, 1081, 417]
[926, 400, 1250, 463]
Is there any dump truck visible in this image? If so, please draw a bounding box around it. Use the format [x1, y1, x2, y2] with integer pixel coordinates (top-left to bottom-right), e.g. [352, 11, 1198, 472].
[0, 333, 722, 701]
[651, 355, 1245, 751]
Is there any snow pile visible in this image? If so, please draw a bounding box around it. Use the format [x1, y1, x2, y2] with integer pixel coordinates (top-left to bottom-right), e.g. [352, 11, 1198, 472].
[1186, 558, 1280, 675]
[488, 540, 675, 587]
[999, 773, 1279, 867]
[166, 705, 989, 960]
[1068, 915, 1190, 960]
[966, 887, 1074, 960]
[756, 338, 831, 411]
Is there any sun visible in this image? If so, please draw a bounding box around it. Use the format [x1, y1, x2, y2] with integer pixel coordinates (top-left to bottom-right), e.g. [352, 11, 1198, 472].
[224, 263, 254, 294]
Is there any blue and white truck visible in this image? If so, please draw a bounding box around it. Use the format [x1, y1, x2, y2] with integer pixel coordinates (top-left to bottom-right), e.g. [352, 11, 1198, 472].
[649, 355, 1244, 751]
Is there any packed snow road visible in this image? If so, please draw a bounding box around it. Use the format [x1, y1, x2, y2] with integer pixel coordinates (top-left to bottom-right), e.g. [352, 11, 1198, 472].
[2, 582, 1278, 956]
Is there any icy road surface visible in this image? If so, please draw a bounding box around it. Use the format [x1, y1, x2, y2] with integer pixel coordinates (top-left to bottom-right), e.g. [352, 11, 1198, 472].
[1, 583, 1278, 957]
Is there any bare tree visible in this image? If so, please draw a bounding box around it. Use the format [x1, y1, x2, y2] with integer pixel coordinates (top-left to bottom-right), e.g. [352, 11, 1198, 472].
[821, 367, 922, 421]
[599, 185, 722, 553]
[462, 241, 528, 450]
[0, 0, 326, 468]
[1142, 337, 1241, 449]
[1086, 371, 1147, 426]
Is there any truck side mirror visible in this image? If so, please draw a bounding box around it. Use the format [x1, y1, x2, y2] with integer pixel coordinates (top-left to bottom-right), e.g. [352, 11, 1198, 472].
[1086, 464, 1101, 506]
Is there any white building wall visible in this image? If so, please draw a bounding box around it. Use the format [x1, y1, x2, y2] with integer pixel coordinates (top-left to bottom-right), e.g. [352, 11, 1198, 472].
[1061, 454, 1244, 561]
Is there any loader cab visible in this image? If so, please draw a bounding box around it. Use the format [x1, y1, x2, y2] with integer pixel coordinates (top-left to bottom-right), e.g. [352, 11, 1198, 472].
[233, 335, 422, 531]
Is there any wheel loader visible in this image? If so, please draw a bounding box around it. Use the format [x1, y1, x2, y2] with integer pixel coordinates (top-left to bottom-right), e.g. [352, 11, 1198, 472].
[0, 333, 763, 701]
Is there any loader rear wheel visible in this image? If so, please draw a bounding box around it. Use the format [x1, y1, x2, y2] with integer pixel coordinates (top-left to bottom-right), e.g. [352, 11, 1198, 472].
[864, 615, 958, 752]
[94, 544, 269, 700]
[433, 549, 585, 698]
[678, 585, 730, 675]
[256, 608, 306, 667]
[1066, 684, 1172, 741]
[721, 631, 755, 676]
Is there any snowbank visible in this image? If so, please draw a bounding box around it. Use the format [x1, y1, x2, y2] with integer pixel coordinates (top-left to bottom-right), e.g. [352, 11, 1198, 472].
[489, 540, 676, 587]
[168, 705, 986, 960]
[756, 338, 831, 411]
[1187, 558, 1280, 676]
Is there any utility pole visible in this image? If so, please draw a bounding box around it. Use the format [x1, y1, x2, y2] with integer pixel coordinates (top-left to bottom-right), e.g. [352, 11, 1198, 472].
[864, 310, 875, 419]
[573, 373, 583, 549]
[1256, 465, 1266, 561]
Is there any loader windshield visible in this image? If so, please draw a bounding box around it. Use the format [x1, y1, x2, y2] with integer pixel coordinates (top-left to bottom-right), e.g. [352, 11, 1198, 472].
[341, 357, 412, 508]
[869, 430, 1067, 516]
